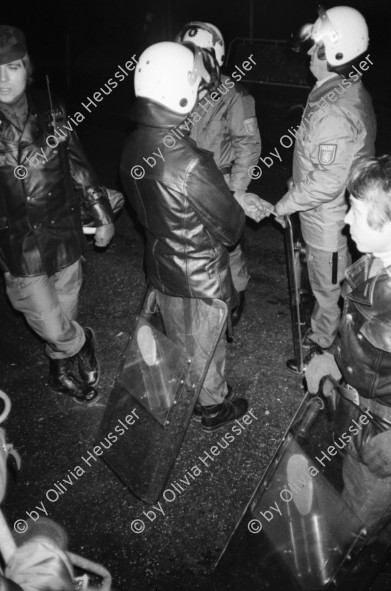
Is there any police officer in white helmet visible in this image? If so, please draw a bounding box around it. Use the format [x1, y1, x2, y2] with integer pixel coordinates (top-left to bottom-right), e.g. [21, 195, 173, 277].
[267, 6, 376, 372]
[176, 22, 262, 329]
[120, 42, 269, 431]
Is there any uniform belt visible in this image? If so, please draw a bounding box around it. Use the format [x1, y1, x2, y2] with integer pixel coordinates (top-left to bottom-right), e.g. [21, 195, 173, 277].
[344, 384, 391, 425]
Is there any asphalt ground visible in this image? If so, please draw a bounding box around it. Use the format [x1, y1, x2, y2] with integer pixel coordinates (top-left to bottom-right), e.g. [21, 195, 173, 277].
[1, 85, 390, 590]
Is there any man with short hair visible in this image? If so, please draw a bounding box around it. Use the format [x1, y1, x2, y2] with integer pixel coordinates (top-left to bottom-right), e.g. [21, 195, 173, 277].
[0, 25, 114, 403]
[306, 154, 391, 534]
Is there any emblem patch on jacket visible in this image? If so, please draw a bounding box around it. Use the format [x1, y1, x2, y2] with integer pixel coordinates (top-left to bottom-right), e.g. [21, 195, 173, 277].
[244, 117, 257, 135]
[318, 144, 337, 165]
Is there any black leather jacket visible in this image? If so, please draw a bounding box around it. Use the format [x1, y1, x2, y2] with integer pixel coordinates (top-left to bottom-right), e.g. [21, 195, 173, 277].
[120, 99, 245, 306]
[0, 89, 113, 276]
[337, 255, 391, 406]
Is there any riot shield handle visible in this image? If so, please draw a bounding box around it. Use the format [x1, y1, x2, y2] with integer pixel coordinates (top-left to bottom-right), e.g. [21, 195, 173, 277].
[292, 396, 324, 439]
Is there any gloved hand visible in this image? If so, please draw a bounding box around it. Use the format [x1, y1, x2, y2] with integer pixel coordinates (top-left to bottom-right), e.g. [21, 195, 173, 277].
[234, 192, 274, 222]
[94, 222, 114, 248]
[6, 539, 74, 591]
[273, 211, 287, 228]
[305, 351, 342, 394]
[272, 198, 288, 228]
[362, 430, 391, 478]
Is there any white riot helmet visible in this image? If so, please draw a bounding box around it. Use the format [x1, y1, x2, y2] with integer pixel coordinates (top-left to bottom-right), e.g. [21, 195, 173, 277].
[176, 21, 225, 67]
[134, 41, 210, 115]
[300, 6, 368, 68]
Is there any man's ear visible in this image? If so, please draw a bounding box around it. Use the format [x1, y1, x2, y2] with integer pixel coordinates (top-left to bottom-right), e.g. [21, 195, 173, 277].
[317, 44, 326, 60]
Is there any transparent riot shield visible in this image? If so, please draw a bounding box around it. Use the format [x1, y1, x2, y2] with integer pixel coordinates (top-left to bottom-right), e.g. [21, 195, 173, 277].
[284, 214, 314, 374]
[97, 289, 227, 504]
[212, 390, 391, 591]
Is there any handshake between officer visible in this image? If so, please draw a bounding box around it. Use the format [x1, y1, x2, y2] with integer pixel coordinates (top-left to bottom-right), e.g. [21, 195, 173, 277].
[233, 191, 275, 223]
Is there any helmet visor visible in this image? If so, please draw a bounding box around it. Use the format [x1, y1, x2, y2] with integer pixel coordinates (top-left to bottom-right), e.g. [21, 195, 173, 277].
[297, 5, 339, 45]
[186, 44, 211, 87]
[312, 5, 339, 44]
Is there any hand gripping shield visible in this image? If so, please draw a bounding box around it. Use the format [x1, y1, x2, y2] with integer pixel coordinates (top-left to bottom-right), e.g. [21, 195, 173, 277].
[213, 389, 391, 591]
[97, 289, 227, 504]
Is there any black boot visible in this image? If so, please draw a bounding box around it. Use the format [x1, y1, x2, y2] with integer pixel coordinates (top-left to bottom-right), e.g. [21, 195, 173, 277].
[231, 291, 246, 327]
[48, 358, 99, 404]
[193, 385, 234, 422]
[201, 396, 248, 432]
[77, 327, 100, 386]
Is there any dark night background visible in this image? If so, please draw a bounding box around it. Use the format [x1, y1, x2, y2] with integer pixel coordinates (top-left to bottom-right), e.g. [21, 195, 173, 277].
[3, 0, 390, 175]
[3, 0, 391, 150]
[1, 1, 391, 590]
[3, 0, 391, 101]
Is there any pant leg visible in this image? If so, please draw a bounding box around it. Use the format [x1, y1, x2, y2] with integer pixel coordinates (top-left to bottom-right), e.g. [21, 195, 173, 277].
[155, 291, 228, 406]
[228, 243, 250, 293]
[54, 259, 83, 321]
[5, 260, 85, 359]
[306, 244, 350, 348]
[223, 174, 250, 294]
[199, 330, 227, 406]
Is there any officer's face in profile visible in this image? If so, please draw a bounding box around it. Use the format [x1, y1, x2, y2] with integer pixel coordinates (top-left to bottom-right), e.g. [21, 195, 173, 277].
[345, 196, 391, 254]
[0, 59, 27, 104]
[307, 42, 328, 81]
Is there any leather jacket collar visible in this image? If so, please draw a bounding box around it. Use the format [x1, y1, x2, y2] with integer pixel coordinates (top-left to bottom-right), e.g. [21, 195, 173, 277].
[129, 98, 187, 129]
[343, 254, 389, 306]
[0, 89, 54, 145]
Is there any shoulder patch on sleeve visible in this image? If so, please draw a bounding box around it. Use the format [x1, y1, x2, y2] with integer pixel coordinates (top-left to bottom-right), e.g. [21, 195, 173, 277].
[244, 117, 258, 136]
[318, 144, 337, 165]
